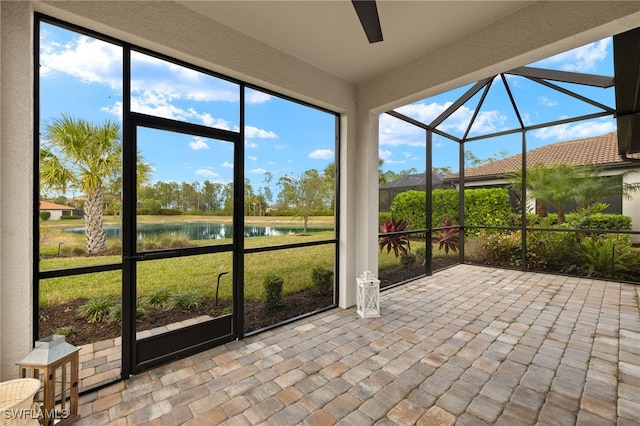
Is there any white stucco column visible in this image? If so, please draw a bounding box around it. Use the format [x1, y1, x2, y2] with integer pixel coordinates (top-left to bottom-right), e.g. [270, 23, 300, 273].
[352, 110, 379, 301]
[0, 1, 35, 380]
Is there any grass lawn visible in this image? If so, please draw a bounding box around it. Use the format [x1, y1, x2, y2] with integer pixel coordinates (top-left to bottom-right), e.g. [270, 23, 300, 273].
[39, 216, 336, 306]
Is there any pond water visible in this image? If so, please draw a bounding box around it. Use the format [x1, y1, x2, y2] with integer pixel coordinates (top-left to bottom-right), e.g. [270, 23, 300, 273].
[66, 222, 333, 240]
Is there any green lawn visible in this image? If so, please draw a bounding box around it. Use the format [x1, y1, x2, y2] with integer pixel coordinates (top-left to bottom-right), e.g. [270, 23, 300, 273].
[39, 216, 336, 306]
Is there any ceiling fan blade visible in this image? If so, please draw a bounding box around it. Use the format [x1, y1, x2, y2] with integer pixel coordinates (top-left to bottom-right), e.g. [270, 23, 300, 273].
[352, 0, 383, 43]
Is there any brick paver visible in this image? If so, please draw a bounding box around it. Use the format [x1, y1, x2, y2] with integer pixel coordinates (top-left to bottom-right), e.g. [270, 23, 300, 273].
[74, 265, 640, 425]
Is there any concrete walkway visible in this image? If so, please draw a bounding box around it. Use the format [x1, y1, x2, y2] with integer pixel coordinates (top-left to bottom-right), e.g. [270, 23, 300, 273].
[75, 265, 640, 425]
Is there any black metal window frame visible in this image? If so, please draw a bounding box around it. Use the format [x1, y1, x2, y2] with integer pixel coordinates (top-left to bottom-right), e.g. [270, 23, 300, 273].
[381, 65, 640, 284]
[33, 13, 340, 384]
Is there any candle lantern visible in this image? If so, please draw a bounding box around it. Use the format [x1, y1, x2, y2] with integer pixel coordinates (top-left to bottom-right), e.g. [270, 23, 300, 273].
[17, 335, 80, 426]
[356, 271, 380, 318]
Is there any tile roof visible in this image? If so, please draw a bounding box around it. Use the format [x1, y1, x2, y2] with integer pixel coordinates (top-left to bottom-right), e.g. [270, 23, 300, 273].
[447, 131, 638, 180]
[39, 201, 73, 210]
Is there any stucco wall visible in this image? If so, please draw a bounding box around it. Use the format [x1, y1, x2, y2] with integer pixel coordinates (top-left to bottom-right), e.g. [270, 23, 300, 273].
[1, 0, 35, 380]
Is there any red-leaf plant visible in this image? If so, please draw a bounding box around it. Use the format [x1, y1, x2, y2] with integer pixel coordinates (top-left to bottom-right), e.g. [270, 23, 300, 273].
[432, 219, 460, 254]
[378, 217, 411, 258]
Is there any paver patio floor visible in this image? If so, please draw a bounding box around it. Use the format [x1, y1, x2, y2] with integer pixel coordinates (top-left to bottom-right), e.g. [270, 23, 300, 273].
[75, 264, 640, 425]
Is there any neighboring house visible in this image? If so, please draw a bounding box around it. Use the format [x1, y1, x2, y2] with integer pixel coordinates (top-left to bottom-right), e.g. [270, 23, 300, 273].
[443, 132, 640, 241]
[39, 201, 74, 220]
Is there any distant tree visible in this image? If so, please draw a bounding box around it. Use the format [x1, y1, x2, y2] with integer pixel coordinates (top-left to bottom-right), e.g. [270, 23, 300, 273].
[278, 169, 329, 233]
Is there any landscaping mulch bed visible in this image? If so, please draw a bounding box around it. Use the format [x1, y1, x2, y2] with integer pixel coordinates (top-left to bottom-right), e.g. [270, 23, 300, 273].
[39, 289, 333, 346]
[39, 258, 459, 347]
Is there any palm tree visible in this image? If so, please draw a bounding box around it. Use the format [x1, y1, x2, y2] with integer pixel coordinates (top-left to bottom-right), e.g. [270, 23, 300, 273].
[510, 163, 640, 224]
[41, 114, 121, 254]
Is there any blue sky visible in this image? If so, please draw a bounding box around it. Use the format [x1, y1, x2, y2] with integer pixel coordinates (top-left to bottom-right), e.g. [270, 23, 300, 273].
[40, 21, 617, 193]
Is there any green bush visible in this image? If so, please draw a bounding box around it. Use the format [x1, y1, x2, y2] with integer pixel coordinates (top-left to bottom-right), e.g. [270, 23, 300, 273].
[78, 295, 116, 323]
[400, 252, 416, 268]
[525, 230, 573, 270]
[391, 191, 427, 231]
[311, 267, 333, 295]
[55, 326, 75, 337]
[464, 188, 512, 235]
[60, 215, 80, 220]
[39, 211, 51, 220]
[390, 188, 511, 234]
[263, 274, 284, 308]
[146, 287, 171, 308]
[107, 301, 148, 324]
[169, 290, 202, 310]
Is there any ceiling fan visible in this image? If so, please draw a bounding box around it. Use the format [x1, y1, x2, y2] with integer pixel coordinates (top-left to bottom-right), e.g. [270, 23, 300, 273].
[351, 0, 383, 43]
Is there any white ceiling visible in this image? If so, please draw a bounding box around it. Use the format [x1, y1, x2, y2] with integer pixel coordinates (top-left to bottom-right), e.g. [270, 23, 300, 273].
[179, 1, 535, 84]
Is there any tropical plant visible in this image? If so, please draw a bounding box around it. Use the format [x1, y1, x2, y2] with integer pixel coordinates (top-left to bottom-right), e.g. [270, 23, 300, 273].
[431, 219, 459, 254]
[41, 115, 121, 254]
[378, 217, 411, 258]
[509, 163, 640, 224]
[574, 235, 638, 280]
[41, 114, 151, 254]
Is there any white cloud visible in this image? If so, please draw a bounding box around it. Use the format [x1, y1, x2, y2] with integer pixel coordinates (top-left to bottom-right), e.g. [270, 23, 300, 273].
[275, 144, 287, 150]
[379, 149, 393, 161]
[40, 35, 123, 89]
[533, 38, 611, 72]
[250, 168, 269, 174]
[537, 96, 558, 107]
[248, 156, 257, 161]
[245, 141, 258, 149]
[221, 161, 234, 168]
[245, 89, 272, 104]
[309, 149, 334, 160]
[380, 102, 506, 147]
[245, 126, 277, 139]
[195, 168, 219, 178]
[189, 137, 209, 150]
[532, 119, 615, 141]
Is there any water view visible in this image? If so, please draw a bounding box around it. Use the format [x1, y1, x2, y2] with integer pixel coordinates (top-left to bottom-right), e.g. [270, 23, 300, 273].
[66, 223, 333, 240]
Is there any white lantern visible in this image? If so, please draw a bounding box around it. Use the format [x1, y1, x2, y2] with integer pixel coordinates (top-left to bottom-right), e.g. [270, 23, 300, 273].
[356, 271, 380, 318]
[17, 335, 80, 426]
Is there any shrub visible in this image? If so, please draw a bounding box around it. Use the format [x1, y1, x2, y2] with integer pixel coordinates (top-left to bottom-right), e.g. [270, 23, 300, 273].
[400, 252, 416, 268]
[60, 215, 80, 220]
[39, 211, 51, 220]
[55, 326, 75, 337]
[391, 191, 427, 231]
[263, 274, 284, 309]
[475, 231, 522, 267]
[78, 295, 116, 323]
[311, 267, 333, 295]
[146, 287, 171, 308]
[107, 301, 148, 324]
[169, 291, 202, 310]
[525, 230, 573, 270]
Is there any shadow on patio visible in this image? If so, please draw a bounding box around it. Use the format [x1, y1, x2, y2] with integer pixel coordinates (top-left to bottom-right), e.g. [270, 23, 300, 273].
[75, 264, 640, 425]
